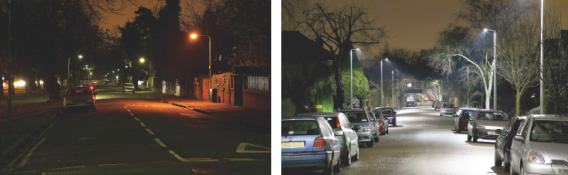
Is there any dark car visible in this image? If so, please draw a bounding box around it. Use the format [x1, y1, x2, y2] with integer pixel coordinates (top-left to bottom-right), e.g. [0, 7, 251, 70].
[63, 86, 97, 112]
[374, 107, 397, 126]
[282, 116, 342, 175]
[494, 116, 526, 172]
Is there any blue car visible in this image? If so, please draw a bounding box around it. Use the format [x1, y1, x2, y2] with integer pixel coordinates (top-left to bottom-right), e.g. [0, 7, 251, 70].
[282, 116, 342, 175]
[339, 108, 379, 147]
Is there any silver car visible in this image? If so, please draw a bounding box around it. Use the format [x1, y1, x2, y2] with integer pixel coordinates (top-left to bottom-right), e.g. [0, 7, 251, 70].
[440, 103, 456, 117]
[509, 114, 568, 175]
[339, 108, 378, 148]
[467, 110, 510, 142]
[299, 112, 360, 166]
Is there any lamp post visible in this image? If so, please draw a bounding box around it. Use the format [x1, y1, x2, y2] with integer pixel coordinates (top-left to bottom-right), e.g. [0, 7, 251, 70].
[140, 57, 152, 90]
[381, 58, 389, 107]
[190, 33, 212, 102]
[484, 28, 497, 110]
[67, 54, 82, 91]
[539, 0, 544, 114]
[350, 48, 359, 108]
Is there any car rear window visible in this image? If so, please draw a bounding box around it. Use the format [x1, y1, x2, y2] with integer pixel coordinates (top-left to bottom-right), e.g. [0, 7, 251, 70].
[530, 120, 568, 142]
[476, 112, 508, 121]
[68, 88, 92, 95]
[376, 108, 394, 114]
[282, 120, 320, 136]
[343, 112, 368, 122]
[323, 117, 339, 129]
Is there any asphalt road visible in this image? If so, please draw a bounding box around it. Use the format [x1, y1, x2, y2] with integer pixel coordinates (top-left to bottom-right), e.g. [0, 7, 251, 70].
[283, 107, 510, 175]
[5, 88, 270, 175]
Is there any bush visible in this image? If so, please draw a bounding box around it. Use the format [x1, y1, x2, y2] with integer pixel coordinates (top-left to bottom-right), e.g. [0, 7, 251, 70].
[282, 98, 296, 117]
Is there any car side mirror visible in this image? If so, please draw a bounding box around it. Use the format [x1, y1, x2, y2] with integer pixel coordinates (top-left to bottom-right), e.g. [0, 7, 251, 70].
[334, 130, 344, 136]
[514, 135, 524, 142]
[352, 125, 361, 132]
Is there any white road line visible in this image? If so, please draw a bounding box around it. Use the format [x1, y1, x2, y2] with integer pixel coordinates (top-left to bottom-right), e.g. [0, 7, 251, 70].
[98, 163, 127, 167]
[133, 117, 140, 121]
[127, 109, 131, 113]
[145, 128, 155, 135]
[17, 137, 47, 168]
[167, 150, 220, 162]
[139, 122, 146, 127]
[236, 142, 271, 154]
[50, 166, 86, 170]
[154, 138, 167, 147]
[130, 112, 135, 116]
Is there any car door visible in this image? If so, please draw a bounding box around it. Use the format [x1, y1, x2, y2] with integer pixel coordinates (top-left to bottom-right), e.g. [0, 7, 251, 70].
[496, 119, 515, 157]
[318, 118, 340, 164]
[367, 112, 379, 134]
[339, 114, 357, 156]
[510, 119, 529, 172]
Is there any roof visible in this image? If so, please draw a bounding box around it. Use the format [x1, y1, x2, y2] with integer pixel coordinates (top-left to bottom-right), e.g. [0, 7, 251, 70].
[528, 114, 568, 121]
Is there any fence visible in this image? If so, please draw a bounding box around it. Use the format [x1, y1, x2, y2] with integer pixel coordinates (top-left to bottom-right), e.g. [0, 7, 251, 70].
[246, 76, 269, 91]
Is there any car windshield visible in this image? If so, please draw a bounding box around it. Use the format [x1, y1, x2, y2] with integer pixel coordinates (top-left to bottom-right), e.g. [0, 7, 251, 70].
[343, 112, 368, 122]
[476, 112, 508, 121]
[282, 120, 320, 136]
[376, 108, 394, 114]
[323, 117, 339, 129]
[443, 104, 454, 108]
[68, 88, 92, 96]
[530, 121, 568, 143]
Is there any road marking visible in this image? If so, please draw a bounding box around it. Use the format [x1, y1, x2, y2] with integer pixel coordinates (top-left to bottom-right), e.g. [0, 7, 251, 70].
[130, 112, 135, 116]
[127, 109, 131, 113]
[179, 113, 219, 120]
[98, 163, 127, 167]
[50, 166, 86, 170]
[139, 122, 146, 127]
[236, 142, 271, 154]
[17, 137, 47, 168]
[224, 158, 264, 162]
[145, 128, 155, 135]
[133, 117, 140, 121]
[154, 138, 167, 148]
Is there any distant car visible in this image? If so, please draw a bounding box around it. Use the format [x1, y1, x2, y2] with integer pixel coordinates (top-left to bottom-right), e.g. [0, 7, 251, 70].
[509, 114, 568, 175]
[63, 86, 96, 112]
[434, 101, 444, 110]
[406, 96, 416, 107]
[440, 103, 456, 116]
[371, 112, 388, 135]
[467, 110, 510, 142]
[494, 116, 526, 172]
[374, 107, 397, 126]
[339, 108, 379, 147]
[453, 108, 477, 132]
[282, 116, 342, 175]
[299, 112, 360, 166]
[118, 83, 135, 93]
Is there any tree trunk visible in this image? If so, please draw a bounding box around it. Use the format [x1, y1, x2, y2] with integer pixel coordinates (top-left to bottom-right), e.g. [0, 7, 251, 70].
[515, 89, 522, 116]
[333, 57, 345, 110]
[45, 73, 61, 102]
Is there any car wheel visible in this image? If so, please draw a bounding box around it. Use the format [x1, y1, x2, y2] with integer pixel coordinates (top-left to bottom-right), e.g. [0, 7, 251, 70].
[393, 120, 397, 127]
[520, 164, 525, 175]
[374, 134, 379, 142]
[504, 152, 511, 172]
[494, 149, 502, 167]
[510, 163, 517, 175]
[367, 141, 373, 147]
[334, 154, 341, 173]
[467, 134, 472, 142]
[380, 130, 386, 135]
[386, 127, 389, 134]
[342, 148, 352, 166]
[352, 146, 360, 161]
[473, 132, 478, 142]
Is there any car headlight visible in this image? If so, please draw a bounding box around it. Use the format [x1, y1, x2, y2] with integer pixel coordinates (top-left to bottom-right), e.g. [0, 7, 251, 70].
[361, 127, 371, 132]
[528, 151, 545, 164]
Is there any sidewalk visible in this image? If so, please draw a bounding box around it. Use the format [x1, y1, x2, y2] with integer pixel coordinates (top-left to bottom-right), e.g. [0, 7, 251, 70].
[161, 97, 271, 134]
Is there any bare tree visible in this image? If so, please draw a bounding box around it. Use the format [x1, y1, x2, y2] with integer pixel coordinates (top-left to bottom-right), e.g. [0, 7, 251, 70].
[302, 3, 385, 109]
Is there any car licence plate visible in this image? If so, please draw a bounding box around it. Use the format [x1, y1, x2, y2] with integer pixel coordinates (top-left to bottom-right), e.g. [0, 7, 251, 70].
[282, 142, 304, 148]
[487, 131, 495, 135]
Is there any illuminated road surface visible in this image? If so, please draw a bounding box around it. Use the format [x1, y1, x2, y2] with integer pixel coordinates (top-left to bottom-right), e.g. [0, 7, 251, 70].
[5, 88, 270, 175]
[283, 107, 509, 175]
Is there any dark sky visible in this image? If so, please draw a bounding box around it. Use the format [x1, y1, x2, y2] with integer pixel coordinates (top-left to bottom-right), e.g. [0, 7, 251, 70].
[311, 0, 568, 51]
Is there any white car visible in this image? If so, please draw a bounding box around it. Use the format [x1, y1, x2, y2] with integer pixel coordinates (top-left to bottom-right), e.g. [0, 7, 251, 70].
[118, 83, 135, 93]
[440, 103, 456, 116]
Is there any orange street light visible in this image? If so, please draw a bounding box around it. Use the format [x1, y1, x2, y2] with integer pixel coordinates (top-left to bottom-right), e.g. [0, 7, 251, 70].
[188, 32, 213, 102]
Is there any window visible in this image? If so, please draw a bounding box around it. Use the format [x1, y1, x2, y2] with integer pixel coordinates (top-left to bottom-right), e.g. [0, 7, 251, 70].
[344, 112, 368, 122]
[282, 120, 319, 136]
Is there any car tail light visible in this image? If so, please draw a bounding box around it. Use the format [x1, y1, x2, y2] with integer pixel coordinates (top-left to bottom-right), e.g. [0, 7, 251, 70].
[336, 117, 341, 128]
[89, 86, 94, 90]
[314, 136, 326, 147]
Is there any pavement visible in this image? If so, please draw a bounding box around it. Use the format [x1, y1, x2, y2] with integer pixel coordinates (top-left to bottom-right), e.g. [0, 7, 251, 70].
[0, 86, 270, 170]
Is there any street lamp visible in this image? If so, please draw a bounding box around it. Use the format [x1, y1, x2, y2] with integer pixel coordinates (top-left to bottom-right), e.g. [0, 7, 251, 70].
[350, 48, 360, 108]
[484, 28, 497, 110]
[67, 54, 83, 91]
[140, 57, 152, 90]
[539, 0, 544, 114]
[189, 32, 212, 102]
[381, 58, 389, 107]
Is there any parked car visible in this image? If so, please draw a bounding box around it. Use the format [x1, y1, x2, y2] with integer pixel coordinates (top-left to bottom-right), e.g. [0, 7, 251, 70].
[371, 111, 388, 135]
[282, 116, 342, 175]
[467, 110, 510, 142]
[494, 116, 526, 172]
[434, 101, 444, 110]
[509, 114, 568, 175]
[406, 96, 416, 107]
[440, 103, 456, 117]
[374, 107, 397, 126]
[298, 112, 360, 166]
[118, 83, 135, 93]
[339, 108, 379, 147]
[63, 86, 97, 112]
[453, 108, 477, 132]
